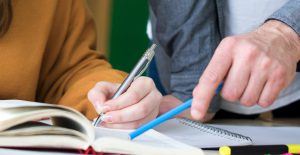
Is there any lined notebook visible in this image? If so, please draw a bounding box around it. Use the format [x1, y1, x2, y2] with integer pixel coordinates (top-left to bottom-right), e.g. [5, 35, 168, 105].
[154, 118, 253, 148]
[155, 118, 300, 148]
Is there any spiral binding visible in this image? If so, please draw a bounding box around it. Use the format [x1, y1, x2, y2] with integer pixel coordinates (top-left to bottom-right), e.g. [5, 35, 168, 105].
[178, 118, 253, 143]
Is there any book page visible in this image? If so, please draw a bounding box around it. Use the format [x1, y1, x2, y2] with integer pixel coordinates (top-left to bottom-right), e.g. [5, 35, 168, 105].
[92, 127, 204, 155]
[0, 100, 95, 149]
[0, 121, 87, 141]
[0, 148, 77, 155]
[0, 100, 55, 108]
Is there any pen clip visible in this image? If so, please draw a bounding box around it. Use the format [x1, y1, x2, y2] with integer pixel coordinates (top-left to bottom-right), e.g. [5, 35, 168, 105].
[134, 61, 150, 80]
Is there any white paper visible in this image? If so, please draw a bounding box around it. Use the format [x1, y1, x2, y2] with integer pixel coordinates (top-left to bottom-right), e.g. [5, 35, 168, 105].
[155, 118, 300, 148]
[210, 124, 300, 145]
[0, 100, 51, 109]
[155, 119, 252, 148]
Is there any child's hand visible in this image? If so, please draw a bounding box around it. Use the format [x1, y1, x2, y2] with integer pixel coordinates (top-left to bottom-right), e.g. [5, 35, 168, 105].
[88, 77, 162, 129]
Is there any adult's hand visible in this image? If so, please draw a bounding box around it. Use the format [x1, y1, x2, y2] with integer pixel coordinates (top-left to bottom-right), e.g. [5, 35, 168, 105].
[191, 20, 300, 120]
[88, 77, 162, 129]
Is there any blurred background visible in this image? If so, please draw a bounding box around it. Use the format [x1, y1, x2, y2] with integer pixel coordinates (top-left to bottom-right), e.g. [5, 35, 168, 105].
[86, 0, 149, 72]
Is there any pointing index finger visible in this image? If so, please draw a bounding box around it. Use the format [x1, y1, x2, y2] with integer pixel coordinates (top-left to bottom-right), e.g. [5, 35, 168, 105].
[191, 44, 232, 120]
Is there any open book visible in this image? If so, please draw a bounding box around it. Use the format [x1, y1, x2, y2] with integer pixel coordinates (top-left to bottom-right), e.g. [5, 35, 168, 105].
[0, 100, 204, 155]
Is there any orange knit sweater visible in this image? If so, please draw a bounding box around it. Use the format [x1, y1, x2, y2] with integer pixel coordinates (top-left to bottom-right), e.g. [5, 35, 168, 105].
[0, 0, 126, 120]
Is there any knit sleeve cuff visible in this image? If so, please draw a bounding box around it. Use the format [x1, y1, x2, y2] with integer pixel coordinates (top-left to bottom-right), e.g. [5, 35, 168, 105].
[266, 1, 300, 37]
[266, 1, 300, 71]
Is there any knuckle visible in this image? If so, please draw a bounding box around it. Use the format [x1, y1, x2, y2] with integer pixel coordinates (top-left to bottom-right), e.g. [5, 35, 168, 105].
[268, 75, 277, 84]
[201, 69, 219, 85]
[270, 66, 287, 84]
[275, 65, 287, 79]
[260, 57, 272, 70]
[221, 88, 239, 102]
[240, 97, 256, 107]
[270, 77, 287, 91]
[243, 48, 260, 62]
[275, 78, 286, 89]
[138, 77, 154, 88]
[113, 113, 122, 123]
[246, 44, 260, 53]
[128, 91, 140, 103]
[155, 91, 163, 101]
[138, 106, 149, 116]
[222, 93, 237, 102]
[222, 37, 238, 47]
[258, 100, 272, 108]
[258, 95, 277, 108]
[87, 89, 97, 102]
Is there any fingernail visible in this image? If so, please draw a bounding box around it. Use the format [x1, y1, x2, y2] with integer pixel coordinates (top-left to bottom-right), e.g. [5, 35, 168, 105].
[191, 109, 202, 120]
[102, 115, 113, 123]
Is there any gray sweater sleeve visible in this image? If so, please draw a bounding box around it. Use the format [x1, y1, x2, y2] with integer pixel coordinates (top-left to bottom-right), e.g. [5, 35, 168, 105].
[266, 0, 300, 71]
[149, 0, 220, 105]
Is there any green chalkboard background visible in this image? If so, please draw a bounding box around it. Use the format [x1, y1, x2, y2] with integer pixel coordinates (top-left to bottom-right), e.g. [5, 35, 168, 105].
[109, 0, 149, 72]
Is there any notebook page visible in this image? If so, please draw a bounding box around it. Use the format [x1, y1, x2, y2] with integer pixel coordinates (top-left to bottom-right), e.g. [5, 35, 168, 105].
[154, 119, 253, 148]
[210, 124, 300, 145]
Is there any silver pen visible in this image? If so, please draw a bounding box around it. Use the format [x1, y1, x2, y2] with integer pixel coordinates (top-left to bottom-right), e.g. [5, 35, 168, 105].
[93, 44, 157, 126]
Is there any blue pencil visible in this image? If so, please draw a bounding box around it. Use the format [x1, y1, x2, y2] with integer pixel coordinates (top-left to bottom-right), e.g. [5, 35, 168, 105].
[129, 83, 223, 140]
